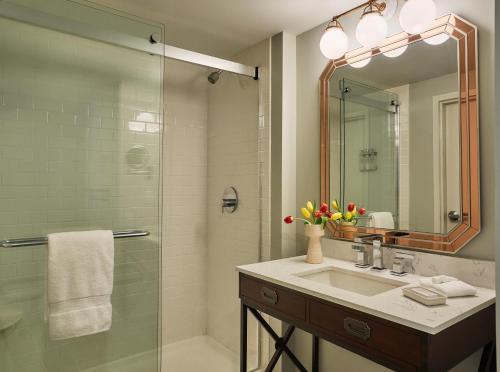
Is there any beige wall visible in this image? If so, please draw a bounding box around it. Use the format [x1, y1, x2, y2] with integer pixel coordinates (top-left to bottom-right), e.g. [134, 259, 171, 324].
[293, 0, 495, 370]
[495, 0, 500, 362]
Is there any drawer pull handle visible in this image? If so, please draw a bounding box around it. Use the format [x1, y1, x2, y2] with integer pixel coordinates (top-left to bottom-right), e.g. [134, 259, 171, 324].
[344, 317, 371, 341]
[260, 287, 278, 305]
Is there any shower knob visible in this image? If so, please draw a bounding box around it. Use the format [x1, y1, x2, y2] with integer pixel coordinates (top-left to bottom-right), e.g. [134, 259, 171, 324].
[221, 187, 238, 214]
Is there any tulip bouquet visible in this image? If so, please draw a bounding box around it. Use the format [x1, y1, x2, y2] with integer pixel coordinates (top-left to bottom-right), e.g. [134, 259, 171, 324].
[330, 199, 367, 225]
[283, 201, 332, 229]
[283, 200, 366, 228]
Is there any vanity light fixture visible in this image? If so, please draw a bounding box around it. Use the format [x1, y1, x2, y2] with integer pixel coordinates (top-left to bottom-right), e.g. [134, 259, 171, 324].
[355, 1, 388, 48]
[399, 0, 437, 34]
[320, 0, 440, 62]
[319, 19, 349, 59]
[320, 0, 394, 60]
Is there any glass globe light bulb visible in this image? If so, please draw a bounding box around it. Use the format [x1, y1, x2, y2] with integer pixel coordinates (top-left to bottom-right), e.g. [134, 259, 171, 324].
[356, 12, 388, 48]
[382, 45, 408, 58]
[424, 33, 450, 45]
[350, 57, 371, 69]
[399, 0, 437, 34]
[320, 24, 349, 60]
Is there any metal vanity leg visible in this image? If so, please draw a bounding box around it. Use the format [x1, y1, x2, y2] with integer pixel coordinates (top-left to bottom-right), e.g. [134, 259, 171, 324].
[478, 341, 496, 372]
[247, 307, 307, 372]
[312, 335, 319, 372]
[241, 303, 248, 372]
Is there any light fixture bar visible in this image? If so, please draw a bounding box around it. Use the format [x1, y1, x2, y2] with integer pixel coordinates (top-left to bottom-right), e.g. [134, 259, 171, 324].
[331, 0, 386, 21]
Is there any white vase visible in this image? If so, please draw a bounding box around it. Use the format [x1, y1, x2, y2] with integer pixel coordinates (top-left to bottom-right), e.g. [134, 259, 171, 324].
[305, 224, 325, 264]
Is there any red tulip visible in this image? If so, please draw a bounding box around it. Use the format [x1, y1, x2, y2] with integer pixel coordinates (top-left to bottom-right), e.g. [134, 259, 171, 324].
[326, 211, 333, 218]
[347, 203, 356, 212]
[283, 216, 294, 224]
[313, 211, 322, 219]
[319, 203, 328, 213]
[359, 208, 366, 216]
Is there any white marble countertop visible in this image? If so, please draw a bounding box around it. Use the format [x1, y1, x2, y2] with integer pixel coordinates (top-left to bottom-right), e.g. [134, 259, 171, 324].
[237, 256, 496, 335]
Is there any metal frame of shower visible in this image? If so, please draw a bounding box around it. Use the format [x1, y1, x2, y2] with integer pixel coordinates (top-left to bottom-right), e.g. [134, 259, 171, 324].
[0, 1, 259, 80]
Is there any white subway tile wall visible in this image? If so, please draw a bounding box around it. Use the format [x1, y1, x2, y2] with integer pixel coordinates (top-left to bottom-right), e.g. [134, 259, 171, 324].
[207, 39, 270, 367]
[0, 18, 162, 372]
[162, 40, 270, 371]
[163, 59, 209, 343]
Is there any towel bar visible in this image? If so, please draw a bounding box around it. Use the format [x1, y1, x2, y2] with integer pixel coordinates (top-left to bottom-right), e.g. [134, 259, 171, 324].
[0, 230, 150, 248]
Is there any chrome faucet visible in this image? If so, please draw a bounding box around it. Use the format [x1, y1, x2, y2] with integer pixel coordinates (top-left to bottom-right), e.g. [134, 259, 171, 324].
[371, 240, 384, 271]
[353, 234, 385, 270]
[352, 244, 370, 268]
[354, 233, 383, 244]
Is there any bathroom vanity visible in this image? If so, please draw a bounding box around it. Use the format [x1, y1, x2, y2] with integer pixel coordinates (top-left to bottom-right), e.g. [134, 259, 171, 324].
[238, 257, 495, 372]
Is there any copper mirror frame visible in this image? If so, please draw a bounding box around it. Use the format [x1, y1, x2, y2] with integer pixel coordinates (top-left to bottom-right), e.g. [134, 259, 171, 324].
[320, 14, 479, 253]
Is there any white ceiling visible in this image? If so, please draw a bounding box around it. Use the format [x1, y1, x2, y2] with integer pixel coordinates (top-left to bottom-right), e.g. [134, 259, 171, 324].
[92, 0, 358, 58]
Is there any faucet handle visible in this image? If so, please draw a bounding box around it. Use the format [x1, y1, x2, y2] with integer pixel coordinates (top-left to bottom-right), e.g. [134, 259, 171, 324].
[390, 252, 414, 277]
[352, 244, 370, 268]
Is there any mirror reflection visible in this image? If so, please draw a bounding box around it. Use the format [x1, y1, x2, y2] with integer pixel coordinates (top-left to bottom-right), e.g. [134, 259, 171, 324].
[328, 35, 459, 234]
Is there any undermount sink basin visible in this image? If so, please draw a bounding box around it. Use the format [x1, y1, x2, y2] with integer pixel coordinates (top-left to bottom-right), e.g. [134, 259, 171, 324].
[295, 267, 407, 296]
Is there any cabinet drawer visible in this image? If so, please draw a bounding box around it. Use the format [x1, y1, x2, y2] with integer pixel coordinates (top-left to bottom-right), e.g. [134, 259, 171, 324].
[240, 275, 307, 321]
[310, 300, 422, 366]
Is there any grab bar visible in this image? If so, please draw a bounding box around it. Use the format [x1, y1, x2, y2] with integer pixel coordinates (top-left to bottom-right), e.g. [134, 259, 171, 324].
[0, 230, 150, 248]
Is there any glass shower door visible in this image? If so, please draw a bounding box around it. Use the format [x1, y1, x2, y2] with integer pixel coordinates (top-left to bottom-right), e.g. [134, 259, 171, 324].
[340, 78, 399, 228]
[0, 2, 162, 371]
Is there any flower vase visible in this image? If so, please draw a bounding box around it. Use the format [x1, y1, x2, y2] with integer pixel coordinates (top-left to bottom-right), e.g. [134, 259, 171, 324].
[305, 224, 324, 264]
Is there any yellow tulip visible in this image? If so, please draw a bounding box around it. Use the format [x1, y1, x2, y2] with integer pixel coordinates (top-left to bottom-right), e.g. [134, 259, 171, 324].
[306, 201, 314, 212]
[352, 206, 357, 215]
[332, 199, 339, 211]
[301, 208, 311, 219]
[332, 212, 342, 221]
[345, 212, 352, 220]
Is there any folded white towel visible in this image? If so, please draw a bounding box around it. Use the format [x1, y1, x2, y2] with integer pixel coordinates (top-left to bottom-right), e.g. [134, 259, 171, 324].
[47, 230, 114, 340]
[431, 275, 457, 284]
[420, 276, 477, 297]
[368, 212, 395, 229]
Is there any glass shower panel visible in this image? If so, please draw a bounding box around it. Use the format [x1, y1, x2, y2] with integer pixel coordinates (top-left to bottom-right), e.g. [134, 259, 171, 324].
[340, 79, 399, 228]
[0, 6, 162, 372]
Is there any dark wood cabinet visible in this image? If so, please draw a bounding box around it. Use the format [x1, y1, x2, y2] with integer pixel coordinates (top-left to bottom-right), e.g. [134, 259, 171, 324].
[239, 273, 495, 372]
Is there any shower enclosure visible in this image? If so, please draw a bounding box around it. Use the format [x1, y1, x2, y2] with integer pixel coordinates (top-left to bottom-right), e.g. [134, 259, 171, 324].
[334, 78, 399, 228]
[163, 58, 262, 372]
[0, 1, 265, 372]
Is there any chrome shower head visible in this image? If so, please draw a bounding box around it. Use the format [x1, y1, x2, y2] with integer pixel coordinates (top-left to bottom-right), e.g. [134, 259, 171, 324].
[208, 70, 223, 84]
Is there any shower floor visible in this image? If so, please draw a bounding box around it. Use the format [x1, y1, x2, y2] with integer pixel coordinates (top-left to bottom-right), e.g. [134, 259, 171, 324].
[162, 336, 238, 372]
[83, 335, 238, 372]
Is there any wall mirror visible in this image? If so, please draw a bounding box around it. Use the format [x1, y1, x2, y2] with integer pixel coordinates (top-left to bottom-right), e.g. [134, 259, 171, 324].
[320, 14, 479, 253]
